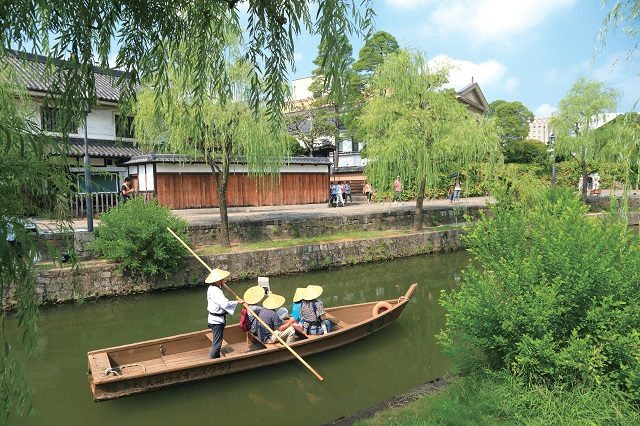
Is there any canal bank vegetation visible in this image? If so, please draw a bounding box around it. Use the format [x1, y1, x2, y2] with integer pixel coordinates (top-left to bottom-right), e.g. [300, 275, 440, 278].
[363, 188, 640, 423]
[358, 371, 640, 425]
[89, 198, 188, 278]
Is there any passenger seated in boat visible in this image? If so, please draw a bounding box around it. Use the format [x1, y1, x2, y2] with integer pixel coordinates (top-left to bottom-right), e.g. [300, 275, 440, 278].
[298, 285, 332, 335]
[290, 287, 305, 322]
[242, 285, 265, 334]
[256, 293, 298, 344]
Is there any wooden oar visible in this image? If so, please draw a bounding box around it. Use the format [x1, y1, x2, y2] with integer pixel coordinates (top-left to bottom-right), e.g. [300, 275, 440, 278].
[167, 227, 325, 382]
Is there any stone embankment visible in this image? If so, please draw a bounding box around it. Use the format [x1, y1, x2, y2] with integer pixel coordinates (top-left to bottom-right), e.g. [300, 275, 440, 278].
[24, 227, 465, 308]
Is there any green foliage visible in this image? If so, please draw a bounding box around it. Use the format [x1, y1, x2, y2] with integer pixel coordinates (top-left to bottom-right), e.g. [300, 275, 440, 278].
[90, 198, 188, 278]
[487, 100, 534, 142]
[550, 78, 619, 196]
[135, 58, 293, 247]
[600, 1, 640, 62]
[0, 56, 74, 422]
[354, 50, 501, 224]
[2, 1, 373, 122]
[352, 31, 400, 75]
[439, 189, 640, 401]
[504, 139, 548, 164]
[358, 370, 640, 425]
[554, 160, 628, 190]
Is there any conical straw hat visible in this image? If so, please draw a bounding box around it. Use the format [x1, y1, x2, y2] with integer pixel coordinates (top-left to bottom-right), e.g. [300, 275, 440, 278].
[293, 287, 305, 303]
[263, 293, 286, 310]
[205, 268, 230, 284]
[243, 285, 265, 305]
[302, 285, 323, 301]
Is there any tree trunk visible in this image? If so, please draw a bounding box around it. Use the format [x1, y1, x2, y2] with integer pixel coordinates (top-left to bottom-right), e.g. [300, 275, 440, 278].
[212, 143, 232, 247]
[413, 175, 426, 230]
[581, 148, 588, 201]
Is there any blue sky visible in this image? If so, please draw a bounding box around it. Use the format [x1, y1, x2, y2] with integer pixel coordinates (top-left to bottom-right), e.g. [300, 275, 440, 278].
[288, 0, 639, 117]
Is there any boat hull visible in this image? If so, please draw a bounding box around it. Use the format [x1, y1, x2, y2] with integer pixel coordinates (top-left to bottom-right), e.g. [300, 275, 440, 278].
[88, 284, 416, 401]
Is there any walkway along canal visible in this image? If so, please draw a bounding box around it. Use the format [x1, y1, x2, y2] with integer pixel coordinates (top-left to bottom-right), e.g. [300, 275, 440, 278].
[6, 251, 468, 426]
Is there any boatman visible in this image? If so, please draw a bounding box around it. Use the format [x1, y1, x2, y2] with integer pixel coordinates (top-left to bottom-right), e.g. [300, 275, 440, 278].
[206, 268, 243, 359]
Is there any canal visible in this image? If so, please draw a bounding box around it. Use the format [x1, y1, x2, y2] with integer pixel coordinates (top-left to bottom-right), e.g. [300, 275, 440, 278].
[8, 250, 468, 425]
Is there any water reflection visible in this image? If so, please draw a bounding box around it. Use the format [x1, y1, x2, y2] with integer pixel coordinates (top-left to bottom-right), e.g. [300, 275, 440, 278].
[7, 251, 469, 426]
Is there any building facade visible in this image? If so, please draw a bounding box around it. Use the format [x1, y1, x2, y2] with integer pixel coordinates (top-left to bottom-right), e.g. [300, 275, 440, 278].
[7, 52, 332, 214]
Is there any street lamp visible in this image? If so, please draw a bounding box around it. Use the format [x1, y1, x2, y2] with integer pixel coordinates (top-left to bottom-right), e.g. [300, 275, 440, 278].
[548, 133, 556, 188]
[83, 97, 93, 231]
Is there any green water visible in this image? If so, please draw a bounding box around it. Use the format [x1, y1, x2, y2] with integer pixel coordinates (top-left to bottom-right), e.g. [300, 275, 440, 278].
[8, 251, 468, 426]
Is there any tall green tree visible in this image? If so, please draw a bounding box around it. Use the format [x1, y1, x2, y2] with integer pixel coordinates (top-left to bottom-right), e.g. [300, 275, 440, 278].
[1, 1, 374, 123]
[550, 78, 618, 198]
[355, 50, 501, 229]
[352, 30, 400, 75]
[0, 55, 74, 423]
[487, 100, 534, 143]
[136, 59, 292, 247]
[346, 31, 400, 132]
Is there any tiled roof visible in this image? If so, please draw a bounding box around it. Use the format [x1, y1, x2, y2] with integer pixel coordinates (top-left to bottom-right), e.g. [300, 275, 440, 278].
[335, 166, 365, 174]
[124, 154, 332, 166]
[64, 138, 142, 158]
[7, 51, 126, 103]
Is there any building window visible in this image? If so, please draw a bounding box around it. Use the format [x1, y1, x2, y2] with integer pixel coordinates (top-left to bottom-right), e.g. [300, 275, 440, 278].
[116, 115, 135, 139]
[40, 107, 78, 133]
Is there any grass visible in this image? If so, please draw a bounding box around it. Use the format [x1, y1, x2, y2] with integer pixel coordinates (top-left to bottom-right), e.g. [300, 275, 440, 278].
[197, 225, 463, 255]
[357, 371, 640, 426]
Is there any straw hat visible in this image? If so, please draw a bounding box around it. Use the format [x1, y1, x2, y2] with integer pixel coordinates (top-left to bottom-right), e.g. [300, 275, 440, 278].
[302, 285, 323, 301]
[205, 268, 230, 284]
[292, 287, 306, 303]
[263, 293, 286, 310]
[243, 285, 266, 305]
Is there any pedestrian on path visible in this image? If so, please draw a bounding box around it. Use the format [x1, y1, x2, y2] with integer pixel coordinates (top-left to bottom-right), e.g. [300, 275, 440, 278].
[336, 181, 345, 207]
[344, 181, 352, 203]
[393, 176, 402, 202]
[363, 181, 373, 204]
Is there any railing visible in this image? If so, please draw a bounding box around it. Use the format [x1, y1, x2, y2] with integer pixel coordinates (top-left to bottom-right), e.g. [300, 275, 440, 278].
[72, 191, 156, 217]
[72, 192, 119, 217]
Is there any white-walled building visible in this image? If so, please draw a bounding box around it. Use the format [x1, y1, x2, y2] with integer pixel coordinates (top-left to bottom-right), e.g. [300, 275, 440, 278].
[528, 113, 621, 143]
[528, 117, 553, 143]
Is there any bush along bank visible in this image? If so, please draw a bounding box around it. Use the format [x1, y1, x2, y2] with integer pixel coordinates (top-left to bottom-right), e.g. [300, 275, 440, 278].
[2, 227, 466, 308]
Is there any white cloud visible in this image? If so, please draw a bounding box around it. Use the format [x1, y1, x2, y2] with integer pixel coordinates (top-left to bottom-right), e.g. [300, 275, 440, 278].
[428, 54, 512, 91]
[535, 103, 556, 117]
[424, 0, 576, 43]
[294, 52, 305, 61]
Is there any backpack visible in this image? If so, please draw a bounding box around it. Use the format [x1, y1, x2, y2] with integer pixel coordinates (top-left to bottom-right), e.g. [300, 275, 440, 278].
[239, 307, 252, 332]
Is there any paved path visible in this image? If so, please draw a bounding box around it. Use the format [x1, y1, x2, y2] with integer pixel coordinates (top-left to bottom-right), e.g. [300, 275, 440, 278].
[35, 196, 493, 232]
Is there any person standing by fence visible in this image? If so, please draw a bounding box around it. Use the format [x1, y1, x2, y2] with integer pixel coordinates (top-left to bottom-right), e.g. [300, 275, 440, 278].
[120, 176, 135, 203]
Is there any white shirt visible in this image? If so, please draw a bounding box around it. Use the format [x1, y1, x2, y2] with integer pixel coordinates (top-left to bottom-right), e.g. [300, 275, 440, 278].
[207, 285, 239, 325]
[454, 181, 461, 191]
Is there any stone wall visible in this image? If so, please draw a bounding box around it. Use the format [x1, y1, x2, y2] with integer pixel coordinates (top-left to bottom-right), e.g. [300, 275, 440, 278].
[188, 205, 482, 246]
[3, 228, 465, 308]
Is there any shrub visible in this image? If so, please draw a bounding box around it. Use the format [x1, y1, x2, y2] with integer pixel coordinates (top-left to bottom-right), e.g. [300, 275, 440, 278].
[90, 198, 189, 278]
[438, 189, 640, 400]
[504, 139, 549, 164]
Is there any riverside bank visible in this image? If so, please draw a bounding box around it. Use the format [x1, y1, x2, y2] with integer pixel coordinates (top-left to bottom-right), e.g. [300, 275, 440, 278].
[2, 205, 484, 308]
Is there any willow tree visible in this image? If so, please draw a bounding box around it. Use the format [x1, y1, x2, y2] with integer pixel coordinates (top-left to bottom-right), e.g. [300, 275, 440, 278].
[0, 56, 74, 422]
[2, 1, 373, 125]
[355, 50, 501, 229]
[550, 78, 618, 199]
[135, 56, 292, 247]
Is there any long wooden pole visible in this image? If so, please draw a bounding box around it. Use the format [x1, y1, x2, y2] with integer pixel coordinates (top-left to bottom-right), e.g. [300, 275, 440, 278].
[167, 227, 324, 382]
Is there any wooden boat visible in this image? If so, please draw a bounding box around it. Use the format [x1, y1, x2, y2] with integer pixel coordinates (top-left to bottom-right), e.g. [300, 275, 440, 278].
[87, 283, 417, 401]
